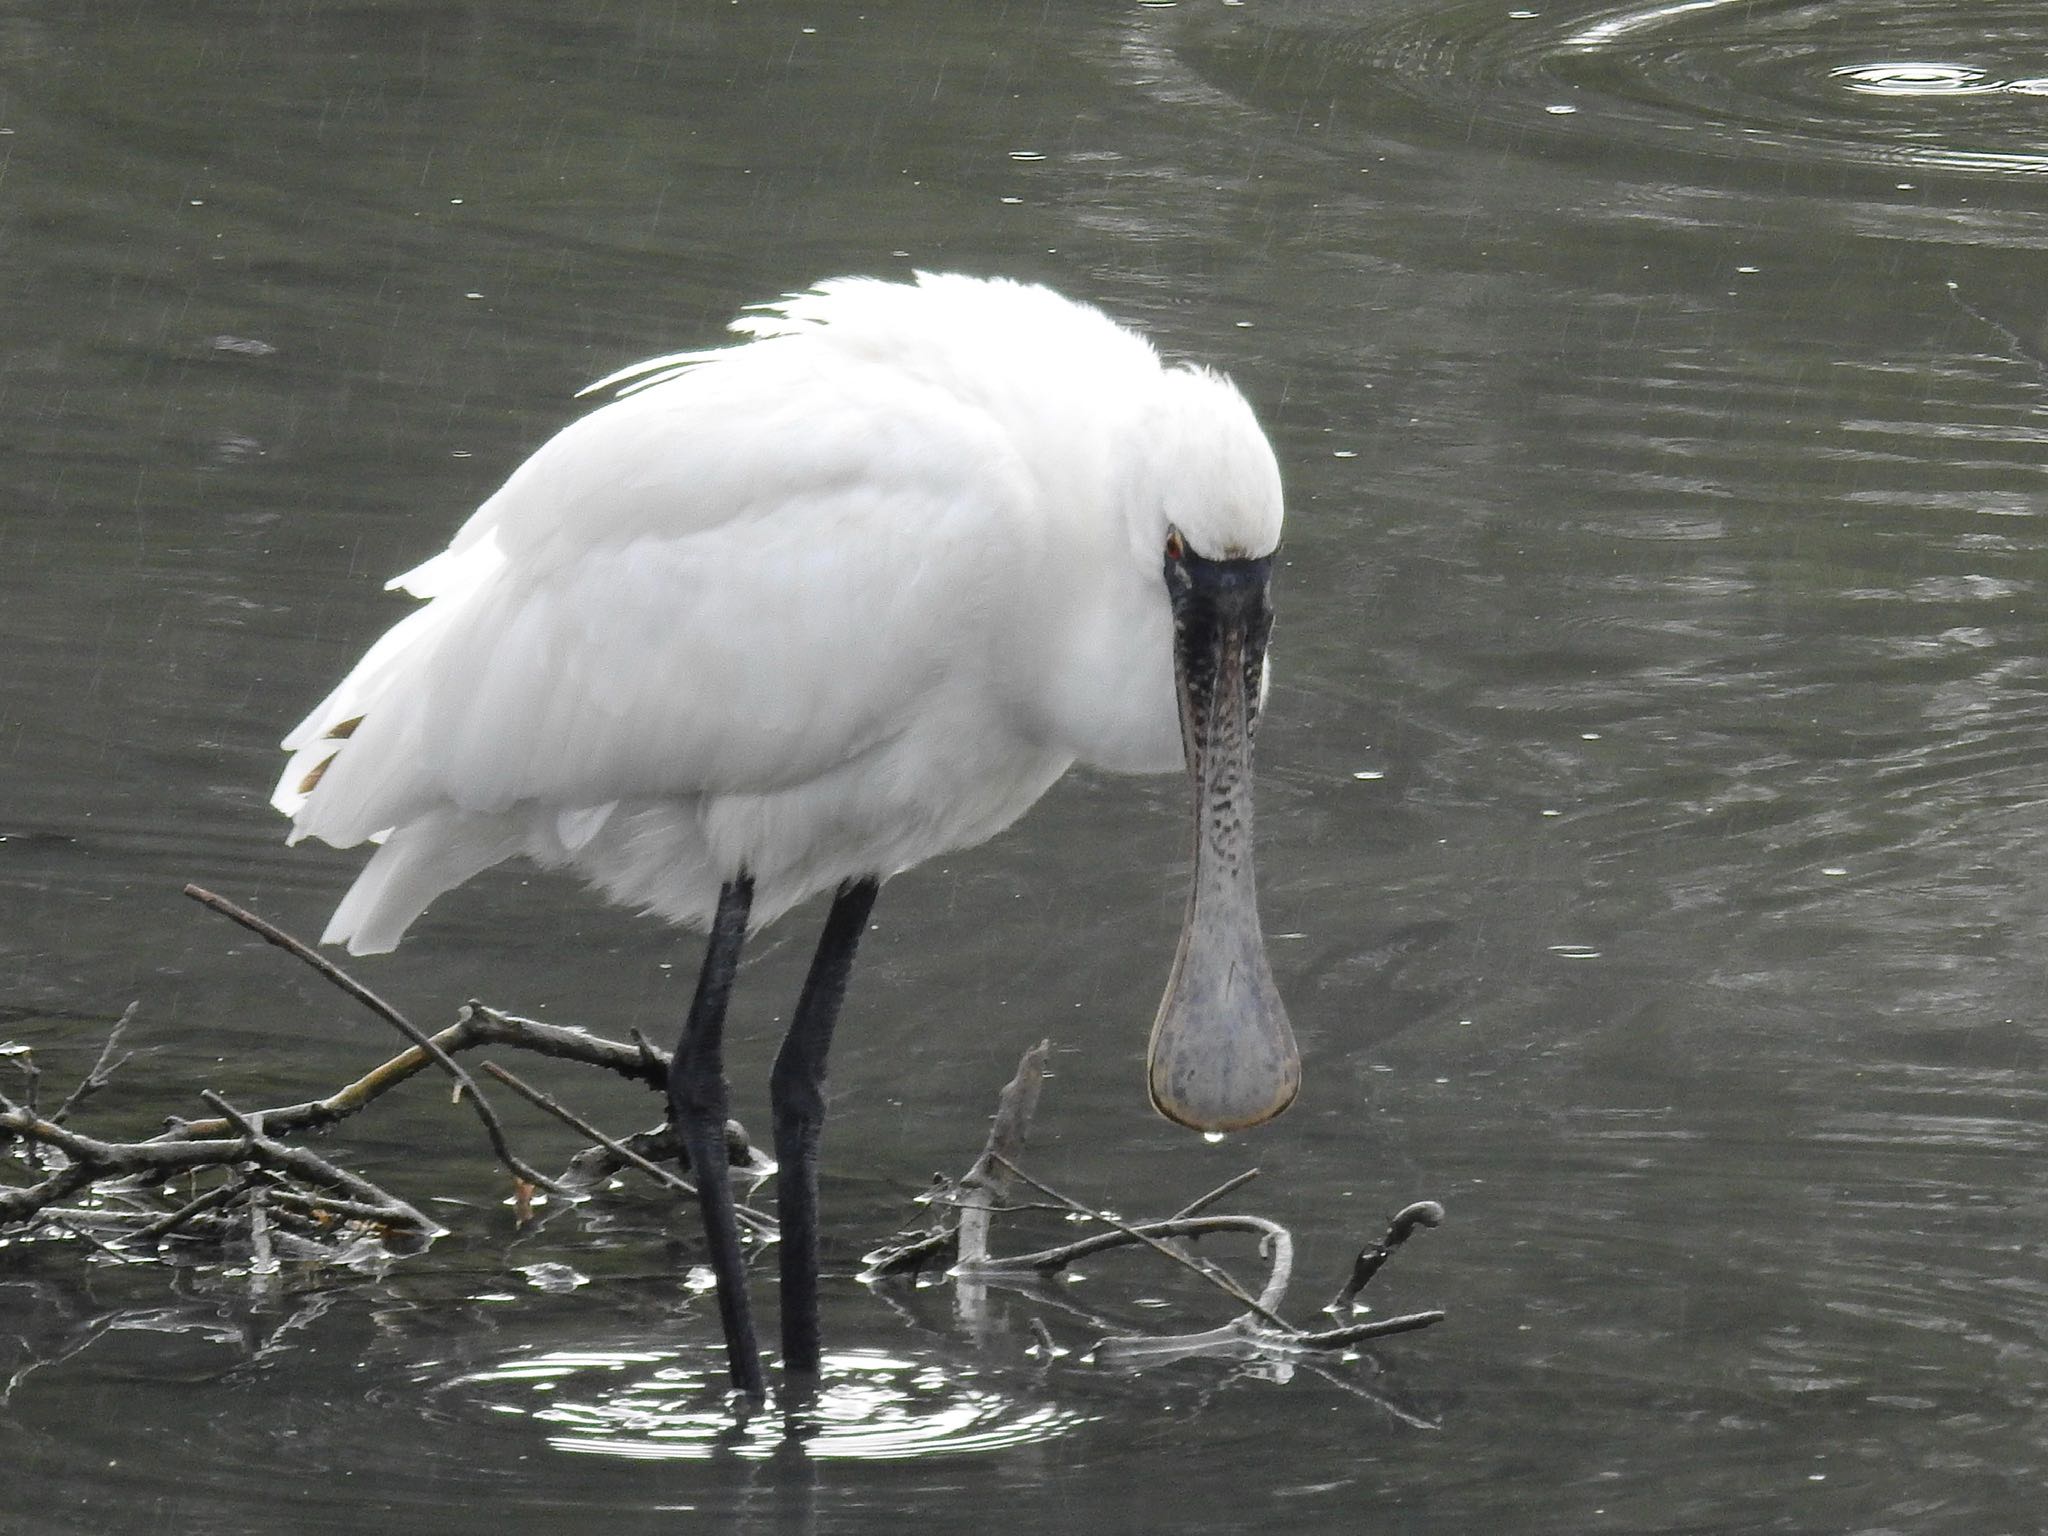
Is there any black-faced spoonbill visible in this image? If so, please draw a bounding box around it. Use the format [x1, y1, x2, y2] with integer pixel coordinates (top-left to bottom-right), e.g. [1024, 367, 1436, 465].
[275, 272, 1299, 1400]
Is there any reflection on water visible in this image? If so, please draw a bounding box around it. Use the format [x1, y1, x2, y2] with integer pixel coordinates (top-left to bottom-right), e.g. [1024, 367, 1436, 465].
[443, 1345, 1091, 1462]
[1833, 63, 2048, 98]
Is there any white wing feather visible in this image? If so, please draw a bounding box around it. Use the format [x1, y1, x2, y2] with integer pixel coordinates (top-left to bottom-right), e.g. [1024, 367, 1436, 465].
[282, 373, 1027, 827]
[276, 273, 1192, 952]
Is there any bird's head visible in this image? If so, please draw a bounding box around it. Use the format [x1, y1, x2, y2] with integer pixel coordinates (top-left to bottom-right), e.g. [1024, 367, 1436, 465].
[1140, 368, 1299, 1135]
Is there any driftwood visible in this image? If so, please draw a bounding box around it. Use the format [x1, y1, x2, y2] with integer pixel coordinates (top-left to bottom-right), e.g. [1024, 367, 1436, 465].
[5, 887, 1444, 1399]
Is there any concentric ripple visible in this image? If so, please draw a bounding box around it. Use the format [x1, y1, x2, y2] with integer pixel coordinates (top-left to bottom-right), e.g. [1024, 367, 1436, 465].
[1540, 0, 2048, 176]
[1181, 0, 2048, 179]
[438, 1345, 1090, 1461]
[1831, 62, 2048, 98]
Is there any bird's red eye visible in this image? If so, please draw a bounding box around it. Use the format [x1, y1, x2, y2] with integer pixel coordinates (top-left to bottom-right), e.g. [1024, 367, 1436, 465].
[1164, 529, 1185, 562]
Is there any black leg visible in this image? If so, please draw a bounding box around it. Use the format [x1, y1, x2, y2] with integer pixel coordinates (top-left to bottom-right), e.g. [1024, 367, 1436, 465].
[668, 874, 764, 1399]
[769, 876, 881, 1379]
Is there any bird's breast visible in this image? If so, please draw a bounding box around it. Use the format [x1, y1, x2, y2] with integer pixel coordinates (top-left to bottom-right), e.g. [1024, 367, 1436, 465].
[1014, 569, 1182, 777]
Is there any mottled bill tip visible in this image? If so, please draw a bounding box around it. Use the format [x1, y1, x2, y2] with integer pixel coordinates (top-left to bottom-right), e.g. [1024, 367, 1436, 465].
[1145, 888, 1300, 1133]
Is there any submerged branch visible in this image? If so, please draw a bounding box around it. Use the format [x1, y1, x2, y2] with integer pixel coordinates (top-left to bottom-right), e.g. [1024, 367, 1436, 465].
[1326, 1200, 1447, 1314]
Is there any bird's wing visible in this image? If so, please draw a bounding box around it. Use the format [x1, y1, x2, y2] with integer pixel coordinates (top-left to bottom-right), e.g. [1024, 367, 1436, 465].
[277, 350, 1034, 849]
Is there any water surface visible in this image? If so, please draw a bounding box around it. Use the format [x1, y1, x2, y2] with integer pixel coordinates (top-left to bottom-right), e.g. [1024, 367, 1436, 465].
[5, 1, 2047, 1530]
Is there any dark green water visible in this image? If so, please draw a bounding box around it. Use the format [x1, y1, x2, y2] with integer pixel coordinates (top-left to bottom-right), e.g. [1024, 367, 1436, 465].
[5, 1, 2046, 1529]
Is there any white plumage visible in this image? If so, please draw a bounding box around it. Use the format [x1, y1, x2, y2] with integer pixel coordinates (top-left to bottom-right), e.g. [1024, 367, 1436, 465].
[276, 273, 1283, 955]
[278, 271, 1301, 1393]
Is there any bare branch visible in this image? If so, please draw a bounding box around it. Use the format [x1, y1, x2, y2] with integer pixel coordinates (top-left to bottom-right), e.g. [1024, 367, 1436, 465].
[969, 1213, 1286, 1280]
[197, 1090, 441, 1237]
[182, 887, 565, 1196]
[154, 1004, 667, 1147]
[1291, 1310, 1447, 1348]
[2, 1040, 41, 1120]
[12, 892, 1445, 1398]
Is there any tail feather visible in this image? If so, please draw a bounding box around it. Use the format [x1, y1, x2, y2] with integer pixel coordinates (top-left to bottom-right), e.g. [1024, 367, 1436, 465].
[322, 809, 525, 954]
[275, 539, 506, 835]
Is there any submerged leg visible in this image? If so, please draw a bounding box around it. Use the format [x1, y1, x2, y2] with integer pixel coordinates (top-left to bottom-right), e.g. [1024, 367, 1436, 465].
[668, 874, 762, 1399]
[769, 876, 881, 1379]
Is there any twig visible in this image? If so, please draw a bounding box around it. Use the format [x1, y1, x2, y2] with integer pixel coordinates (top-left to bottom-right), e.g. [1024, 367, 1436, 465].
[0, 1054, 45, 1172]
[862, 1223, 957, 1277]
[0, 1159, 96, 1225]
[154, 1005, 650, 1147]
[1170, 1168, 1261, 1220]
[136, 1179, 247, 1242]
[477, 1060, 776, 1238]
[197, 1090, 439, 1235]
[48, 1215, 148, 1266]
[50, 1003, 137, 1125]
[468, 1004, 669, 1089]
[265, 1186, 427, 1227]
[987, 1153, 1293, 1331]
[1291, 1310, 1447, 1348]
[1, 1041, 41, 1120]
[1326, 1201, 1446, 1314]
[861, 1042, 1053, 1280]
[956, 1040, 1050, 1267]
[1945, 280, 2048, 377]
[247, 1178, 276, 1278]
[1027, 1317, 1058, 1359]
[182, 887, 565, 1197]
[629, 1027, 669, 1082]
[972, 1213, 1288, 1281]
[4, 1100, 435, 1240]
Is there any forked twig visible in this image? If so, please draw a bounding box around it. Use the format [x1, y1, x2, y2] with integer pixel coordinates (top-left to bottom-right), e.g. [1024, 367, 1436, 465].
[50, 1004, 138, 1125]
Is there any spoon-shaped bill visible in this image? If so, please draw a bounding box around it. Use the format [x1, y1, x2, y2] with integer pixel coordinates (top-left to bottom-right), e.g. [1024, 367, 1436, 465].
[1146, 550, 1299, 1132]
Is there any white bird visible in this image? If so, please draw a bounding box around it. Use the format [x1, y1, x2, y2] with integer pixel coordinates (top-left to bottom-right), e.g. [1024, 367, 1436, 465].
[275, 272, 1298, 1398]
